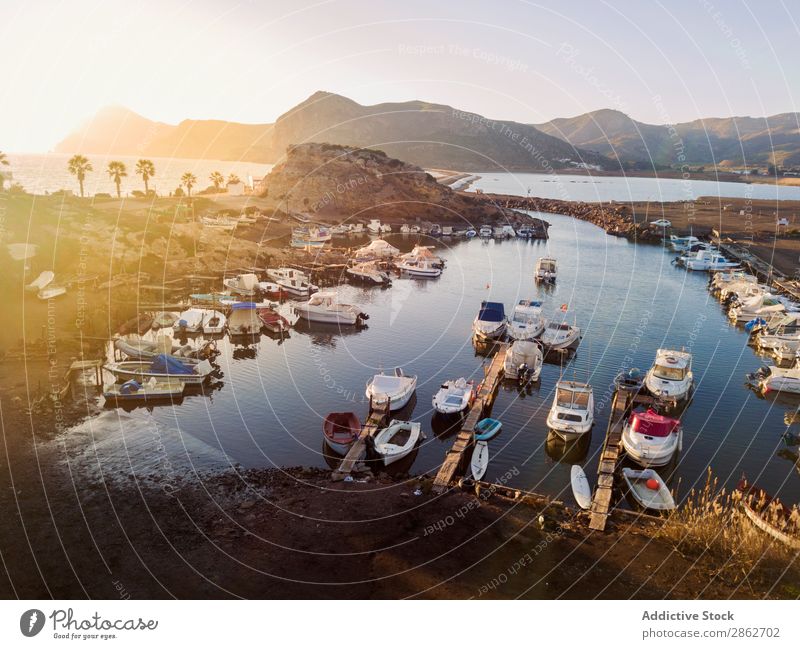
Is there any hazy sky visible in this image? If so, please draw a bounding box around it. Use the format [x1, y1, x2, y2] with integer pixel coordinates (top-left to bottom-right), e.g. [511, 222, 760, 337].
[1, 0, 798, 152]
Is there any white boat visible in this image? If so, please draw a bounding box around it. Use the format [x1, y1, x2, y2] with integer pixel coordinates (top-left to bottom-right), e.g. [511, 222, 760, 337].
[346, 262, 392, 286]
[774, 342, 800, 364]
[223, 273, 259, 296]
[365, 368, 417, 410]
[114, 335, 197, 361]
[398, 258, 442, 277]
[151, 311, 179, 330]
[26, 270, 54, 292]
[540, 320, 581, 350]
[295, 292, 369, 326]
[644, 349, 693, 403]
[534, 257, 557, 283]
[472, 301, 507, 341]
[431, 378, 474, 415]
[37, 286, 66, 300]
[570, 465, 592, 510]
[546, 381, 594, 440]
[277, 275, 317, 298]
[683, 249, 739, 271]
[104, 356, 213, 385]
[173, 308, 204, 333]
[464, 229, 477, 238]
[621, 408, 682, 467]
[292, 226, 331, 247]
[201, 309, 226, 334]
[493, 225, 516, 238]
[503, 340, 543, 381]
[103, 377, 185, 403]
[755, 313, 800, 351]
[366, 219, 383, 234]
[330, 224, 350, 236]
[750, 364, 800, 394]
[471, 441, 489, 480]
[667, 235, 700, 252]
[478, 225, 493, 238]
[399, 245, 444, 267]
[507, 299, 545, 340]
[622, 468, 676, 511]
[352, 239, 399, 260]
[228, 302, 261, 336]
[728, 293, 785, 323]
[372, 420, 422, 465]
[266, 267, 310, 284]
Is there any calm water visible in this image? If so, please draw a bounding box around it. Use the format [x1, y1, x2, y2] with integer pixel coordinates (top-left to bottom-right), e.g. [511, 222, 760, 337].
[74, 214, 800, 506]
[3, 153, 273, 196]
[467, 171, 800, 202]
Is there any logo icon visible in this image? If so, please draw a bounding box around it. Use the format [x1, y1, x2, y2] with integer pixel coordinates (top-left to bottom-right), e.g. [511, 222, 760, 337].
[20, 609, 45, 637]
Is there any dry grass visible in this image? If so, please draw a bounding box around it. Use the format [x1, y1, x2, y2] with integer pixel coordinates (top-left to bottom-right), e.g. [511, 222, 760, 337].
[657, 470, 800, 594]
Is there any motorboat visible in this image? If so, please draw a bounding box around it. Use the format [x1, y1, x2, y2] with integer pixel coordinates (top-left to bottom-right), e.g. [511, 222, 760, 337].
[291, 226, 331, 247]
[682, 249, 739, 271]
[37, 286, 66, 300]
[429, 224, 442, 237]
[201, 309, 226, 334]
[399, 224, 421, 234]
[441, 225, 453, 236]
[667, 235, 700, 252]
[614, 367, 646, 393]
[371, 420, 422, 465]
[503, 340, 543, 381]
[729, 293, 785, 323]
[644, 349, 693, 403]
[478, 225, 493, 238]
[472, 301, 507, 341]
[516, 226, 533, 238]
[277, 275, 318, 298]
[474, 418, 502, 441]
[398, 258, 442, 278]
[228, 302, 261, 336]
[464, 229, 477, 238]
[493, 225, 516, 238]
[755, 313, 800, 351]
[346, 262, 392, 286]
[103, 377, 185, 403]
[773, 341, 800, 364]
[534, 257, 557, 283]
[223, 273, 259, 296]
[621, 468, 676, 511]
[507, 300, 545, 340]
[546, 381, 594, 440]
[258, 282, 286, 300]
[367, 219, 390, 234]
[114, 335, 197, 361]
[748, 364, 800, 394]
[540, 320, 581, 350]
[365, 368, 417, 410]
[621, 408, 682, 467]
[294, 292, 369, 326]
[173, 308, 204, 333]
[257, 307, 290, 334]
[104, 355, 213, 385]
[322, 412, 361, 455]
[352, 239, 399, 260]
[330, 224, 350, 236]
[26, 270, 54, 292]
[266, 267, 310, 284]
[151, 312, 179, 330]
[399, 245, 444, 268]
[431, 378, 474, 415]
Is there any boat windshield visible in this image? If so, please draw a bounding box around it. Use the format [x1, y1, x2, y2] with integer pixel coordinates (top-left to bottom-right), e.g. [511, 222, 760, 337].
[539, 260, 556, 271]
[513, 312, 531, 323]
[547, 322, 571, 331]
[653, 364, 685, 380]
[556, 388, 589, 409]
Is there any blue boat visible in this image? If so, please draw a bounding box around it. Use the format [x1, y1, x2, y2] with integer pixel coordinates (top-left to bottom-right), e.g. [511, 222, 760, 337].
[474, 418, 502, 441]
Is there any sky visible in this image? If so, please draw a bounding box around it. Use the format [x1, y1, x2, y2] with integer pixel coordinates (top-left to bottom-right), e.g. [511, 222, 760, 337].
[1, 0, 799, 152]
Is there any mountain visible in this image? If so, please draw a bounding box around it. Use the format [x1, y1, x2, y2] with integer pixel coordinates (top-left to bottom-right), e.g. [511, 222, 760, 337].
[535, 109, 800, 167]
[55, 93, 613, 171]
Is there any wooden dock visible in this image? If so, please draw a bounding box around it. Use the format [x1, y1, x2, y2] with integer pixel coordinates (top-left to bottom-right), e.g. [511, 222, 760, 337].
[433, 341, 508, 493]
[332, 400, 391, 479]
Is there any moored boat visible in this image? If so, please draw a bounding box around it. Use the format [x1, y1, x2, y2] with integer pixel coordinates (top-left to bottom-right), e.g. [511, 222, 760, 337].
[735, 478, 800, 550]
[431, 378, 474, 415]
[103, 377, 185, 403]
[173, 308, 205, 333]
[257, 307, 290, 334]
[294, 292, 369, 326]
[621, 408, 682, 467]
[540, 319, 581, 351]
[104, 355, 213, 385]
[201, 309, 226, 334]
[472, 301, 507, 341]
[365, 368, 417, 410]
[621, 468, 676, 511]
[223, 273, 259, 296]
[507, 300, 545, 341]
[346, 262, 392, 286]
[546, 381, 594, 440]
[471, 441, 489, 480]
[644, 349, 693, 403]
[474, 418, 502, 441]
[323, 411, 361, 455]
[503, 340, 543, 381]
[228, 302, 261, 336]
[748, 364, 800, 394]
[534, 257, 557, 283]
[372, 420, 422, 465]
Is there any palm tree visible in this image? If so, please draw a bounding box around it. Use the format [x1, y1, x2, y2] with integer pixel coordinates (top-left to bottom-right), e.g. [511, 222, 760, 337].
[135, 159, 155, 194]
[67, 154, 93, 197]
[227, 173, 241, 185]
[107, 161, 127, 198]
[209, 171, 224, 191]
[0, 151, 8, 190]
[181, 172, 197, 197]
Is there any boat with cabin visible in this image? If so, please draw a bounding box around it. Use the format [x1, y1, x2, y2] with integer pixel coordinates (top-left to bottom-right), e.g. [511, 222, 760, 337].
[534, 257, 557, 283]
[621, 408, 682, 467]
[365, 368, 417, 410]
[346, 262, 392, 286]
[294, 292, 369, 326]
[507, 300, 545, 340]
[546, 381, 594, 440]
[644, 349, 693, 403]
[540, 319, 581, 350]
[223, 273, 259, 296]
[503, 340, 543, 381]
[472, 301, 507, 341]
[682, 249, 739, 271]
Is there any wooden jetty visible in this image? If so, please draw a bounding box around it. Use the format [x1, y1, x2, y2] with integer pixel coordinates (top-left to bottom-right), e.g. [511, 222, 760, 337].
[433, 341, 508, 493]
[588, 388, 654, 531]
[332, 399, 391, 479]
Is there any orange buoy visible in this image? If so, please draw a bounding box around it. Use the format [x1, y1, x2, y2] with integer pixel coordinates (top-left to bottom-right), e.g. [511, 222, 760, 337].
[646, 478, 660, 491]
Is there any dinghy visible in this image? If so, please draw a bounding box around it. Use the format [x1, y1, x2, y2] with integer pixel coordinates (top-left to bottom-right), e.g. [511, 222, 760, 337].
[471, 441, 489, 480]
[103, 377, 185, 403]
[257, 307, 290, 334]
[472, 301, 507, 341]
[621, 408, 682, 467]
[365, 368, 417, 410]
[151, 311, 179, 330]
[622, 468, 676, 511]
[431, 378, 474, 415]
[503, 340, 543, 381]
[104, 355, 213, 385]
[570, 465, 592, 510]
[323, 412, 361, 455]
[372, 420, 422, 465]
[614, 367, 645, 392]
[173, 308, 204, 333]
[546, 381, 594, 440]
[474, 418, 502, 441]
[201, 310, 226, 334]
[26, 270, 54, 293]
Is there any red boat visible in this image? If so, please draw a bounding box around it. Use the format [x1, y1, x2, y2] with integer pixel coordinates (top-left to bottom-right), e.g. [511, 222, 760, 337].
[323, 412, 361, 454]
[259, 282, 286, 300]
[257, 307, 290, 334]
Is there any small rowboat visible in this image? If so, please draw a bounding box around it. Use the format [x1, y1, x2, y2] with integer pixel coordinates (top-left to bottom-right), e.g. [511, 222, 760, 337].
[103, 377, 185, 403]
[570, 465, 592, 510]
[471, 441, 489, 480]
[257, 307, 290, 334]
[323, 412, 361, 455]
[372, 420, 422, 465]
[736, 478, 800, 550]
[474, 418, 502, 441]
[621, 468, 675, 511]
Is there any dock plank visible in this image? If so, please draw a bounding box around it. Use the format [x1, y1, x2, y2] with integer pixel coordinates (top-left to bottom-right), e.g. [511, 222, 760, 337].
[332, 401, 390, 478]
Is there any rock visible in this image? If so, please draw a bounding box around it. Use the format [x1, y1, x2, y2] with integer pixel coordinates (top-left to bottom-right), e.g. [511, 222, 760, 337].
[239, 500, 256, 510]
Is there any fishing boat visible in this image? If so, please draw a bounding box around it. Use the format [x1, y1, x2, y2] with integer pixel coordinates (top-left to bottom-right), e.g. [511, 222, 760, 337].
[472, 301, 507, 341]
[294, 292, 369, 326]
[365, 368, 417, 410]
[104, 355, 213, 385]
[201, 310, 226, 334]
[173, 308, 204, 333]
[621, 468, 676, 511]
[228, 302, 261, 336]
[257, 282, 286, 300]
[322, 412, 361, 455]
[507, 300, 545, 340]
[37, 286, 66, 300]
[372, 420, 422, 465]
[534, 257, 557, 283]
[151, 311, 179, 330]
[546, 381, 594, 440]
[431, 378, 474, 415]
[352, 239, 399, 260]
[570, 465, 592, 510]
[366, 219, 385, 234]
[223, 273, 259, 296]
[26, 270, 54, 293]
[346, 262, 392, 286]
[540, 320, 581, 350]
[621, 408, 682, 467]
[478, 225, 493, 238]
[748, 364, 800, 394]
[644, 349, 693, 403]
[398, 258, 442, 278]
[266, 267, 309, 284]
[667, 235, 700, 252]
[728, 293, 786, 323]
[683, 249, 739, 271]
[503, 340, 543, 381]
[735, 478, 800, 550]
[277, 275, 317, 298]
[257, 307, 290, 334]
[474, 418, 502, 441]
[103, 377, 185, 403]
[755, 313, 800, 351]
[291, 226, 331, 248]
[471, 441, 489, 480]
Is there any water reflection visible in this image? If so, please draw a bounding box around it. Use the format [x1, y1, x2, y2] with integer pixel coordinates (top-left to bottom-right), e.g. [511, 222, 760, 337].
[545, 429, 591, 464]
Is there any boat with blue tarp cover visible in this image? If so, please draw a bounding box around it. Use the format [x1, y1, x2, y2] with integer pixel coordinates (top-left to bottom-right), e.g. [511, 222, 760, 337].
[472, 301, 507, 341]
[104, 354, 214, 385]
